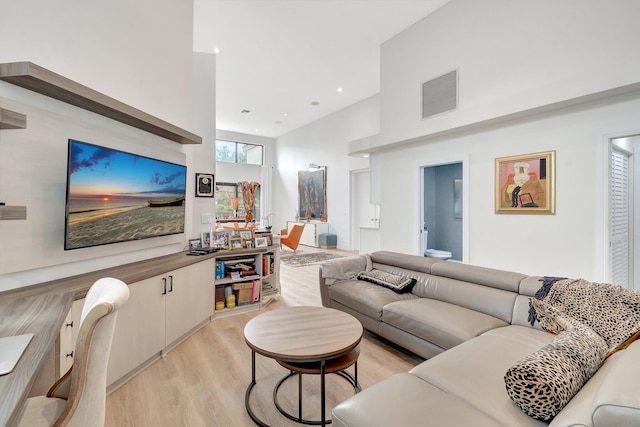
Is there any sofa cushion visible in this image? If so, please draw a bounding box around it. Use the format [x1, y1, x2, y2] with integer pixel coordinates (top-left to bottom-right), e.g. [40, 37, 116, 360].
[332, 373, 506, 427]
[329, 279, 417, 320]
[383, 299, 508, 350]
[411, 326, 553, 427]
[504, 315, 607, 422]
[430, 261, 527, 293]
[356, 269, 416, 293]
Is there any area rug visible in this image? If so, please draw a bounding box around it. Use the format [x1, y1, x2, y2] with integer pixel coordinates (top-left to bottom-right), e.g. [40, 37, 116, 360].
[280, 252, 344, 267]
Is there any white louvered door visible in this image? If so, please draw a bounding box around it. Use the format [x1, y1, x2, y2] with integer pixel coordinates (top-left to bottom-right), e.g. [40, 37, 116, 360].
[610, 147, 631, 286]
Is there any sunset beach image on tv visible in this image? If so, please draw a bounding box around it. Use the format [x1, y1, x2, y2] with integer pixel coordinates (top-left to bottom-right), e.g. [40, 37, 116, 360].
[64, 139, 187, 250]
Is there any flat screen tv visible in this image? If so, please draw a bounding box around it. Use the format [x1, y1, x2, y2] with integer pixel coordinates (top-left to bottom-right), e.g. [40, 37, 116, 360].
[64, 139, 187, 250]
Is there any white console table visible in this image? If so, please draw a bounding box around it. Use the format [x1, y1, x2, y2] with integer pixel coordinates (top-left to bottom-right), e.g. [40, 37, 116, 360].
[286, 221, 329, 248]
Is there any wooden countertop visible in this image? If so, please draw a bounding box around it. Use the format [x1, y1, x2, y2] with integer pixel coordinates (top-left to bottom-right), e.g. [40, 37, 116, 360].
[0, 292, 75, 427]
[0, 247, 274, 301]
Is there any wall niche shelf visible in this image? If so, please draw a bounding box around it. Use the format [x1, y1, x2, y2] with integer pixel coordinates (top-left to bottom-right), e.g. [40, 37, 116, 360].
[0, 62, 202, 145]
[0, 107, 26, 129]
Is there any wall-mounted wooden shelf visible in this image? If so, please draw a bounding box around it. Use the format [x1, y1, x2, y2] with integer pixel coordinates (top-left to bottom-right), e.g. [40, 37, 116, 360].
[0, 206, 27, 220]
[0, 107, 26, 129]
[0, 62, 202, 145]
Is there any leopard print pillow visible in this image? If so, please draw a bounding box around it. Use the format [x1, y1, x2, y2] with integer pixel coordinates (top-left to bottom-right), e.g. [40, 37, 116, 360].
[504, 310, 607, 421]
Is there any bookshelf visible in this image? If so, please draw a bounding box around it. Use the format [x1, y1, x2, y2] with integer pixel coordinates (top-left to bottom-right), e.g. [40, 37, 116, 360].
[213, 245, 280, 318]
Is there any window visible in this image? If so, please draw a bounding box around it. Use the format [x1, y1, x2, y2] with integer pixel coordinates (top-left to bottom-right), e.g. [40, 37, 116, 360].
[216, 139, 263, 165]
[215, 182, 261, 220]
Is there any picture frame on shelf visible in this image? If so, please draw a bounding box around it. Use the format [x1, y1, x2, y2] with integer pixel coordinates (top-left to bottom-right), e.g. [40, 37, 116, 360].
[201, 231, 211, 248]
[255, 237, 268, 248]
[239, 230, 253, 240]
[195, 173, 214, 197]
[229, 237, 243, 250]
[495, 150, 555, 214]
[211, 230, 232, 249]
[189, 238, 201, 250]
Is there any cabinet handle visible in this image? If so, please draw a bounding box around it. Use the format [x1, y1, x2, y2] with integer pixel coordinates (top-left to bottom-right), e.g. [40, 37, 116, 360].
[168, 275, 174, 293]
[66, 351, 74, 358]
[65, 321, 73, 328]
[162, 277, 167, 295]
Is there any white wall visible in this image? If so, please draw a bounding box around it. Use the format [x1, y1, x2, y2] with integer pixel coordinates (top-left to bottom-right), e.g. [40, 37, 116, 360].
[0, 0, 215, 290]
[274, 95, 379, 249]
[377, 94, 640, 280]
[379, 0, 640, 147]
[368, 0, 640, 281]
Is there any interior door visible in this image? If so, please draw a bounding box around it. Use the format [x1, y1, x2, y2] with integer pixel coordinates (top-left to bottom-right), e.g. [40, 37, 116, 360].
[352, 169, 377, 251]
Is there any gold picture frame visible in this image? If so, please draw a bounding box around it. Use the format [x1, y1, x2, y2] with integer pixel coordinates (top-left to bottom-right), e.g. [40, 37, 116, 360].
[495, 150, 555, 214]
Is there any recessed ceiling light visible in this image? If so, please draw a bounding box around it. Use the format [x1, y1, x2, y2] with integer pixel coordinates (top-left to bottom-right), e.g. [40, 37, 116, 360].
[275, 121, 282, 124]
[363, 153, 370, 158]
[337, 87, 343, 93]
[311, 101, 320, 106]
[213, 47, 220, 54]
[284, 113, 288, 116]
[254, 129, 259, 132]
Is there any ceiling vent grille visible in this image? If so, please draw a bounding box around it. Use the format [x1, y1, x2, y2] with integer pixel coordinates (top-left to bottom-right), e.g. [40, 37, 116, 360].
[422, 70, 457, 119]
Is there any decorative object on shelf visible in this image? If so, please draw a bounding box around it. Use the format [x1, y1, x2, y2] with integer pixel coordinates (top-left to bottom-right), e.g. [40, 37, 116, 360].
[195, 173, 214, 197]
[231, 197, 239, 217]
[229, 237, 243, 249]
[298, 166, 327, 222]
[201, 231, 212, 248]
[255, 237, 268, 248]
[211, 230, 232, 249]
[238, 181, 260, 221]
[189, 238, 201, 250]
[495, 151, 555, 214]
[262, 212, 273, 231]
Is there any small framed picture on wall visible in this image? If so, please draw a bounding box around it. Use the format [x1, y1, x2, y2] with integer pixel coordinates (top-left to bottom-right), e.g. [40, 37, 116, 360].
[195, 173, 214, 197]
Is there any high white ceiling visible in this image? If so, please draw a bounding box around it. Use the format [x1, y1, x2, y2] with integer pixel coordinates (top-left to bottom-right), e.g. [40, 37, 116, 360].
[194, 0, 450, 139]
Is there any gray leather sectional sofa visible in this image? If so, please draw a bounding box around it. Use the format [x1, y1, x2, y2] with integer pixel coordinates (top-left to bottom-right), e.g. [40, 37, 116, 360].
[318, 251, 640, 427]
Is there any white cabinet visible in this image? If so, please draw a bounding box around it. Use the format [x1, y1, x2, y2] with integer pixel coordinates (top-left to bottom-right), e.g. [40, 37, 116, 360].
[105, 259, 214, 387]
[359, 227, 380, 255]
[165, 260, 213, 347]
[107, 274, 166, 386]
[286, 221, 329, 247]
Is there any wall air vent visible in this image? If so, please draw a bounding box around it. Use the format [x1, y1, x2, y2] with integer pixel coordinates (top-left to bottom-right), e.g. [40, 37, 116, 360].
[422, 70, 457, 119]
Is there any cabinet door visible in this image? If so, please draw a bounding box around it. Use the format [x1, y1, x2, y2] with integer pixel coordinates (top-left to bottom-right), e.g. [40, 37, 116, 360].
[107, 275, 165, 386]
[165, 259, 214, 346]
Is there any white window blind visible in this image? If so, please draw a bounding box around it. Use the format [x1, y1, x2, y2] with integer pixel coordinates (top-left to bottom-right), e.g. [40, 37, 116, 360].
[611, 147, 630, 286]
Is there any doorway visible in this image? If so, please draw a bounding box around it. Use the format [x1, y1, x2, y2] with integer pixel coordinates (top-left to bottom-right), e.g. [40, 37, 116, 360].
[350, 169, 379, 252]
[422, 162, 463, 261]
[609, 134, 638, 288]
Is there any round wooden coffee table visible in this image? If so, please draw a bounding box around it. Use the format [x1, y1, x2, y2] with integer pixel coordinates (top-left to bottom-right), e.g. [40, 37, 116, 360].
[244, 306, 363, 426]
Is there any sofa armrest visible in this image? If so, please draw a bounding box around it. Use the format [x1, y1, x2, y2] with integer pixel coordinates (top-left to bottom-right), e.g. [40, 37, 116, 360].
[319, 268, 332, 307]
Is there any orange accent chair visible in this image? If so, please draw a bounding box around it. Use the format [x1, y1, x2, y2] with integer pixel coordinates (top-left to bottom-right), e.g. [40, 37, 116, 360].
[280, 224, 305, 252]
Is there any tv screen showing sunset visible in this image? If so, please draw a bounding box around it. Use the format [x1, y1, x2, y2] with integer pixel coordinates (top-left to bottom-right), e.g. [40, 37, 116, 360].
[64, 139, 187, 250]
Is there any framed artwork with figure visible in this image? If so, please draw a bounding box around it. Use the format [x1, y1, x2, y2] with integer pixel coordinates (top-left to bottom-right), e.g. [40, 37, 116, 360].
[495, 151, 555, 214]
[298, 166, 327, 221]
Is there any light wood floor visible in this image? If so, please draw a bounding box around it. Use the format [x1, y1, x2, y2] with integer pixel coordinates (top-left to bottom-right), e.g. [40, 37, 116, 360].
[104, 248, 423, 427]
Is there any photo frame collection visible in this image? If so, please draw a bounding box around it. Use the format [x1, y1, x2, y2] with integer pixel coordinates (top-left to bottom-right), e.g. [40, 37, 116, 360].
[199, 229, 273, 250]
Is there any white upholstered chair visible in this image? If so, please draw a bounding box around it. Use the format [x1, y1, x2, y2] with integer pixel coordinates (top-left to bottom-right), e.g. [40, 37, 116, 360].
[18, 278, 129, 427]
